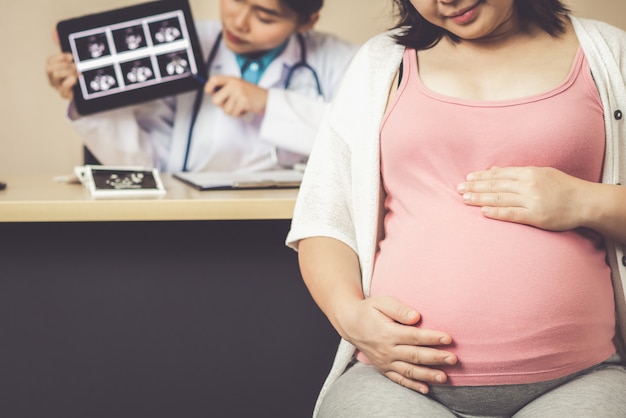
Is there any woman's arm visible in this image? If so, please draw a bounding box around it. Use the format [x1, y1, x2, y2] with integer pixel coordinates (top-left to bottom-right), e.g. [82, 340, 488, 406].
[298, 236, 457, 394]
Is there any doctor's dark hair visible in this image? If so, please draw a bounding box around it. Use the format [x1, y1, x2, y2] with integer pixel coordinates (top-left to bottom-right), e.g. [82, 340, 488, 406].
[391, 0, 570, 50]
[281, 0, 323, 23]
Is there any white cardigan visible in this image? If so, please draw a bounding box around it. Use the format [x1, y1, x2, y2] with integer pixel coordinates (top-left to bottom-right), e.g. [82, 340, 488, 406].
[287, 16, 626, 417]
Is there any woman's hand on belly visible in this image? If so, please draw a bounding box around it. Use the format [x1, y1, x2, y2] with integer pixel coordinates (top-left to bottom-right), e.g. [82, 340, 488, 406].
[340, 294, 457, 394]
[457, 166, 592, 232]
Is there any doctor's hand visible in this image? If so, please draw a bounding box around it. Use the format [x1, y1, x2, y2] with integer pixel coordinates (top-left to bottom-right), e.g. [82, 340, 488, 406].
[46, 29, 78, 101]
[205, 75, 268, 118]
[338, 295, 457, 394]
[457, 166, 595, 232]
[46, 52, 78, 101]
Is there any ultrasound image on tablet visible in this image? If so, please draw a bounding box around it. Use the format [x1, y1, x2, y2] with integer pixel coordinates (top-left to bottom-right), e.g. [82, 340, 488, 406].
[149, 18, 184, 44]
[57, 0, 205, 115]
[121, 58, 156, 85]
[158, 50, 191, 76]
[83, 66, 120, 95]
[112, 25, 147, 52]
[74, 32, 111, 61]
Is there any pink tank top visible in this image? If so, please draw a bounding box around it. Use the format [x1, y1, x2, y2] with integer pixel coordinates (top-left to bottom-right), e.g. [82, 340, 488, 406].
[361, 47, 615, 386]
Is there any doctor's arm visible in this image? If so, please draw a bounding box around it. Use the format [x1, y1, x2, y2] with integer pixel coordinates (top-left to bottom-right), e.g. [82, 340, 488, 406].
[202, 74, 324, 156]
[258, 89, 328, 156]
[258, 35, 359, 156]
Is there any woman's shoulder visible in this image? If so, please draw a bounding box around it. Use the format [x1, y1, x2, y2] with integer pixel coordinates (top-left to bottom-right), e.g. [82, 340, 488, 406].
[326, 30, 405, 124]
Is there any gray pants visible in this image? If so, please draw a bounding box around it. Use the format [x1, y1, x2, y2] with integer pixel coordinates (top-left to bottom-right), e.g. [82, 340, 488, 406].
[318, 355, 626, 418]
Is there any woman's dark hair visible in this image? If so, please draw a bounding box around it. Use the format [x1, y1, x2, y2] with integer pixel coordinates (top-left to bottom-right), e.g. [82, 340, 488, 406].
[281, 0, 323, 23]
[392, 0, 571, 50]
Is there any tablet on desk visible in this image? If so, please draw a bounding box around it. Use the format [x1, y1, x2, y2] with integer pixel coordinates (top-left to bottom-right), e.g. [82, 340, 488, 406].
[56, 0, 205, 115]
[173, 170, 303, 191]
[76, 165, 166, 198]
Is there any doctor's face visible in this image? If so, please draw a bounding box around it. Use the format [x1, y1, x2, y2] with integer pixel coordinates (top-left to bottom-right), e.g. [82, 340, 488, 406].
[220, 0, 314, 55]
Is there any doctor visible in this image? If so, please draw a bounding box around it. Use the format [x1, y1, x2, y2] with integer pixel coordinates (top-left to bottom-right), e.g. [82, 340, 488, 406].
[45, 0, 358, 173]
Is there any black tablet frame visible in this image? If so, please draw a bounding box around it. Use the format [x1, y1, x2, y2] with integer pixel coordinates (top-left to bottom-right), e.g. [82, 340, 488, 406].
[57, 0, 205, 115]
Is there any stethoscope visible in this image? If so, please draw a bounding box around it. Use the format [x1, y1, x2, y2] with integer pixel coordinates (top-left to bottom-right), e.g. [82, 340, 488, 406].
[182, 32, 323, 172]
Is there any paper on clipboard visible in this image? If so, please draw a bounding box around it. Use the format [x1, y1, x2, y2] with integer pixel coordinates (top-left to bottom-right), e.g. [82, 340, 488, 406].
[173, 169, 303, 190]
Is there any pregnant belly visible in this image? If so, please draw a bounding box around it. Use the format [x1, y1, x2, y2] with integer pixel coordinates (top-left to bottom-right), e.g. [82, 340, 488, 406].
[368, 216, 616, 385]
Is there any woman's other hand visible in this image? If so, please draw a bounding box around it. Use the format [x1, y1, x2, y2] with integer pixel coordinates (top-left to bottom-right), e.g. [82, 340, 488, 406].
[338, 294, 457, 394]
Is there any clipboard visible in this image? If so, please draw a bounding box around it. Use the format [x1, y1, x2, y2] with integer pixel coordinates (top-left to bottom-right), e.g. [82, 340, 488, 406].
[56, 0, 205, 115]
[173, 170, 303, 190]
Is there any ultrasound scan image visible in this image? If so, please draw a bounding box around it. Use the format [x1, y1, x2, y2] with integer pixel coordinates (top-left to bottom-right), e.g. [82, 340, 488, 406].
[75, 33, 111, 61]
[90, 74, 117, 91]
[167, 56, 188, 75]
[64, 6, 200, 111]
[83, 66, 118, 94]
[157, 51, 190, 77]
[150, 18, 183, 44]
[113, 25, 147, 52]
[92, 169, 158, 190]
[121, 58, 155, 84]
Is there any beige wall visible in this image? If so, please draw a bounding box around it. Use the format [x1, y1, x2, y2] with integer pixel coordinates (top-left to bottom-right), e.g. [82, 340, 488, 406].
[0, 1, 624, 176]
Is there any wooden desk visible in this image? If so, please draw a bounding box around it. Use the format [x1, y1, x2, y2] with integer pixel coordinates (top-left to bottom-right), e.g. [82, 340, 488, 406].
[0, 174, 299, 222]
[0, 175, 338, 418]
